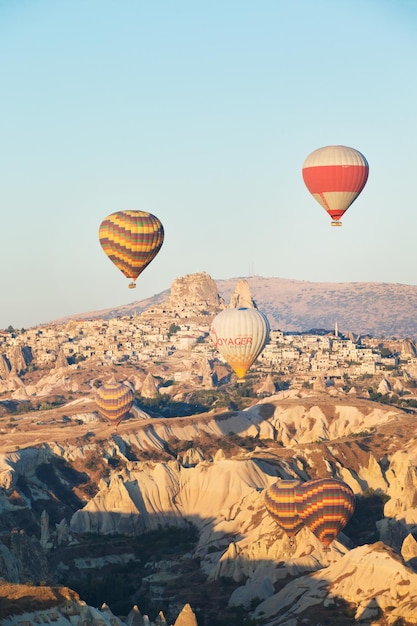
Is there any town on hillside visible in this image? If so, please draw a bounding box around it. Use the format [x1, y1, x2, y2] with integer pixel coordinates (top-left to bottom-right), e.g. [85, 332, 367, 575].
[1, 273, 417, 412]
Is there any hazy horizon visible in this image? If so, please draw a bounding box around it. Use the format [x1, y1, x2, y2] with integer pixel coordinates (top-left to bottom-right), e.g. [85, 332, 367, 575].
[11, 273, 417, 342]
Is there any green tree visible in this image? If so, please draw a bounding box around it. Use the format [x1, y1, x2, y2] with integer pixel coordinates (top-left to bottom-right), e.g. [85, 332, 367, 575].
[168, 323, 181, 336]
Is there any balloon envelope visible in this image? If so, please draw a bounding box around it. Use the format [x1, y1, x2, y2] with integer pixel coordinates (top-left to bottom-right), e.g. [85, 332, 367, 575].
[210, 307, 270, 378]
[95, 380, 135, 425]
[99, 210, 164, 287]
[295, 478, 355, 547]
[302, 145, 369, 225]
[264, 480, 304, 538]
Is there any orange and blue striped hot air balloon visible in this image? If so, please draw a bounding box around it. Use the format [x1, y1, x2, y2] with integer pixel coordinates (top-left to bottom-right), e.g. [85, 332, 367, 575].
[302, 145, 369, 227]
[264, 479, 304, 538]
[95, 380, 135, 426]
[295, 478, 355, 547]
[99, 210, 164, 288]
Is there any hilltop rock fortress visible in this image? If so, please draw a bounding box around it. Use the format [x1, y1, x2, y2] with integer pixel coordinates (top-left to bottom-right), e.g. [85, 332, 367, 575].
[142, 271, 225, 320]
[168, 272, 224, 310]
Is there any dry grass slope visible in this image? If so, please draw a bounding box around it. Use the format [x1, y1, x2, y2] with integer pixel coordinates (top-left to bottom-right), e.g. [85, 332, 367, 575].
[0, 582, 80, 619]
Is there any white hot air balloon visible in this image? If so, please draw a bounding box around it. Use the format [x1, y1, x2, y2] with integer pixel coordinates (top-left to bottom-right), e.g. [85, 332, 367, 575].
[210, 307, 270, 378]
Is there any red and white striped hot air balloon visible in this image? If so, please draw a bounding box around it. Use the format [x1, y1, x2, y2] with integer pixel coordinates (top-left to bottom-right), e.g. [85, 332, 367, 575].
[302, 145, 369, 226]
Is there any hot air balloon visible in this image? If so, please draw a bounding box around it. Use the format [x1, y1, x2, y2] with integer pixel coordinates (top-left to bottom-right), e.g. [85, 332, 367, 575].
[264, 480, 304, 539]
[210, 307, 270, 378]
[295, 478, 355, 547]
[302, 145, 369, 226]
[95, 379, 135, 427]
[99, 210, 164, 288]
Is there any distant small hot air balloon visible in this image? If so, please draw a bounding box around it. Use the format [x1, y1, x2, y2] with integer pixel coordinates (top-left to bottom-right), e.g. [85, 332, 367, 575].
[264, 480, 304, 539]
[302, 145, 369, 226]
[210, 307, 270, 378]
[295, 478, 355, 547]
[95, 379, 135, 427]
[99, 210, 164, 288]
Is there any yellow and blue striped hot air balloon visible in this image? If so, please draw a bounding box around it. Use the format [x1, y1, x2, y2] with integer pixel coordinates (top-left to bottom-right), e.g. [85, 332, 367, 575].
[295, 478, 355, 547]
[95, 380, 135, 426]
[99, 210, 164, 289]
[264, 479, 304, 539]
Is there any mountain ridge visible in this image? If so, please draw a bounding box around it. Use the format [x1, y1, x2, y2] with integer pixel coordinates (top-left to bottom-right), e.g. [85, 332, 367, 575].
[51, 274, 417, 339]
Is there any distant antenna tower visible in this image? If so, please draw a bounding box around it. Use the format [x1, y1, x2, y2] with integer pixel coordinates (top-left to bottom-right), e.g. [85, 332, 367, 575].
[248, 261, 255, 276]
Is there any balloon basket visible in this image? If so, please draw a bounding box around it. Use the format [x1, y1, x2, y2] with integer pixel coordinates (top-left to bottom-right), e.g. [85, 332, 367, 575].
[128, 282, 136, 289]
[331, 221, 342, 227]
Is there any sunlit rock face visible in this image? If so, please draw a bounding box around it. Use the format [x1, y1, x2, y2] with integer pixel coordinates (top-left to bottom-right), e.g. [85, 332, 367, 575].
[0, 447, 52, 491]
[69, 458, 273, 535]
[55, 348, 69, 369]
[384, 449, 417, 517]
[173, 603, 198, 626]
[228, 279, 257, 309]
[167, 272, 224, 311]
[140, 372, 160, 399]
[252, 543, 417, 625]
[256, 374, 276, 396]
[0, 354, 11, 379]
[9, 345, 29, 374]
[401, 533, 417, 571]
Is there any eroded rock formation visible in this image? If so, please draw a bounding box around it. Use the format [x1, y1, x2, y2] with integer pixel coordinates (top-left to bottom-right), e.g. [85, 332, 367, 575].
[2, 392, 417, 624]
[167, 272, 224, 313]
[228, 279, 256, 309]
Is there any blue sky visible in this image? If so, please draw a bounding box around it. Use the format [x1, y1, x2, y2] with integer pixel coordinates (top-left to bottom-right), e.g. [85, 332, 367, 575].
[1, 0, 416, 328]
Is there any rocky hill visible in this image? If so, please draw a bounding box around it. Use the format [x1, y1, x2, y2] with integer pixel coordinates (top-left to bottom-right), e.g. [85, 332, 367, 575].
[52, 272, 417, 339]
